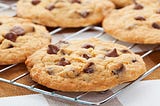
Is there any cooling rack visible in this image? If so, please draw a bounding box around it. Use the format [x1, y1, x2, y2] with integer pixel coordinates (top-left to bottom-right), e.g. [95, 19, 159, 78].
[0, 2, 160, 106]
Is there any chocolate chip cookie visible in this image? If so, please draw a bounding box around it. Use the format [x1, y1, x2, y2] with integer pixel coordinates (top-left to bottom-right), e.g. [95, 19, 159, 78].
[26, 38, 146, 92]
[17, 0, 114, 27]
[110, 0, 158, 8]
[103, 0, 160, 44]
[0, 16, 51, 65]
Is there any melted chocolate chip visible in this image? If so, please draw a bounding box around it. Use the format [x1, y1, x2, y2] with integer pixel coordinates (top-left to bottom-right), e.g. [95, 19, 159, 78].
[82, 44, 94, 49]
[47, 44, 60, 54]
[58, 58, 71, 66]
[79, 11, 90, 18]
[83, 54, 90, 60]
[83, 62, 95, 73]
[45, 4, 55, 11]
[134, 16, 146, 21]
[71, 0, 81, 4]
[0, 22, 2, 25]
[112, 64, 124, 75]
[4, 32, 17, 42]
[10, 26, 25, 36]
[152, 22, 160, 29]
[32, 0, 41, 5]
[106, 48, 119, 57]
[133, 0, 143, 10]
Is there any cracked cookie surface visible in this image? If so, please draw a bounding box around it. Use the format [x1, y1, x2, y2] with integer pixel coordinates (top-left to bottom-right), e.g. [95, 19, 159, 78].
[26, 38, 146, 92]
[103, 0, 160, 44]
[17, 0, 114, 27]
[0, 17, 51, 65]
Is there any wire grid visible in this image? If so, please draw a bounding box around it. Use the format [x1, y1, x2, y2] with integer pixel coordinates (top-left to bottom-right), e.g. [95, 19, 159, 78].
[0, 2, 160, 106]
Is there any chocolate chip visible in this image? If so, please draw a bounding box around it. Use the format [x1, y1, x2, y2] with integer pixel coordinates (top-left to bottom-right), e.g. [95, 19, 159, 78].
[47, 70, 53, 75]
[10, 26, 25, 36]
[133, 0, 143, 10]
[152, 22, 160, 29]
[132, 59, 137, 63]
[112, 64, 124, 75]
[79, 11, 90, 18]
[106, 48, 119, 57]
[0, 22, 2, 25]
[47, 44, 60, 54]
[156, 9, 160, 14]
[4, 32, 17, 42]
[45, 4, 55, 11]
[31, 0, 41, 5]
[134, 4, 143, 10]
[8, 45, 14, 48]
[7, 44, 14, 49]
[83, 62, 95, 73]
[134, 16, 146, 21]
[57, 58, 71, 66]
[71, 0, 81, 4]
[121, 49, 130, 53]
[88, 62, 94, 67]
[82, 44, 94, 49]
[83, 54, 90, 60]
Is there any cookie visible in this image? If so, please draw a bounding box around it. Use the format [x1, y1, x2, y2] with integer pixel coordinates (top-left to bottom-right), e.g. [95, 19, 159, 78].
[103, 0, 160, 44]
[0, 16, 51, 65]
[17, 0, 114, 27]
[110, 0, 158, 8]
[25, 38, 146, 92]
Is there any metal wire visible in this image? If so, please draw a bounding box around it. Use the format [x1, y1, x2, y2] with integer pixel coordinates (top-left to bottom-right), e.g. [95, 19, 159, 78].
[10, 72, 29, 83]
[0, 2, 159, 106]
[0, 64, 17, 73]
[97, 63, 160, 105]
